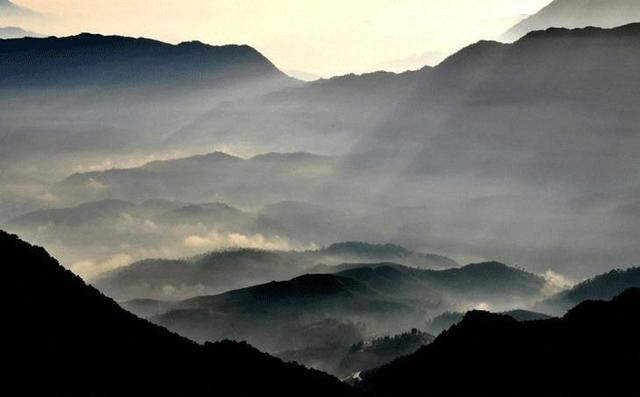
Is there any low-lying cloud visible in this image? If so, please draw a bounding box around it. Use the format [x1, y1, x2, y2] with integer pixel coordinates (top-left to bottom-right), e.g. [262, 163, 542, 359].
[184, 231, 292, 251]
[71, 253, 133, 279]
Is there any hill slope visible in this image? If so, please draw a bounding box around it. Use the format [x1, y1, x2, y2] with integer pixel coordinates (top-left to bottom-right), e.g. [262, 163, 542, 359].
[358, 289, 640, 396]
[2, 230, 354, 396]
[502, 0, 640, 41]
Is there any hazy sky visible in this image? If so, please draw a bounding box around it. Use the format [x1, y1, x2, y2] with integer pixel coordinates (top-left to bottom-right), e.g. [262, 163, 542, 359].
[14, 0, 552, 76]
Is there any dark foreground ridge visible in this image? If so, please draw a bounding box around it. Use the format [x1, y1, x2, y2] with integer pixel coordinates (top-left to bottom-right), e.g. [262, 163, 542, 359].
[358, 288, 640, 396]
[2, 230, 355, 396]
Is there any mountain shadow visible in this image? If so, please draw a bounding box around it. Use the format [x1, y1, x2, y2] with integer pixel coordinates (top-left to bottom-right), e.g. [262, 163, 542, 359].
[2, 230, 355, 396]
[357, 289, 640, 396]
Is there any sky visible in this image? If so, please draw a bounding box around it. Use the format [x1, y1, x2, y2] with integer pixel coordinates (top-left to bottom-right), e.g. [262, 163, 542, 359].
[12, 0, 553, 76]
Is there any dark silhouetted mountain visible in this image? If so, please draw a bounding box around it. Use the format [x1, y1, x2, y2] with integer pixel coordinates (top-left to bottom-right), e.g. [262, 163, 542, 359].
[428, 309, 552, 335]
[357, 289, 640, 396]
[0, 33, 288, 88]
[0, 26, 41, 39]
[502, 0, 640, 41]
[2, 230, 355, 396]
[537, 267, 640, 314]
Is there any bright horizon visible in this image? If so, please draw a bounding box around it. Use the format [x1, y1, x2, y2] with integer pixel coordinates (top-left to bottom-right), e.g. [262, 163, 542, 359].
[12, 0, 552, 77]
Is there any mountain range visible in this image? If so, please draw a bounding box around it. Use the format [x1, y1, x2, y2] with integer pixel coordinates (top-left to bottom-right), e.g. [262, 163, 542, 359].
[2, 230, 354, 396]
[502, 0, 640, 41]
[1, 24, 639, 279]
[121, 261, 546, 356]
[7, 23, 636, 278]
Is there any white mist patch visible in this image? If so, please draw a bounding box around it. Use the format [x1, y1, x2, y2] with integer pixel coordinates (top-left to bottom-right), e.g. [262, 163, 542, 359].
[183, 231, 291, 251]
[71, 253, 132, 279]
[543, 270, 573, 296]
[36, 192, 58, 203]
[116, 212, 159, 232]
[87, 177, 107, 191]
